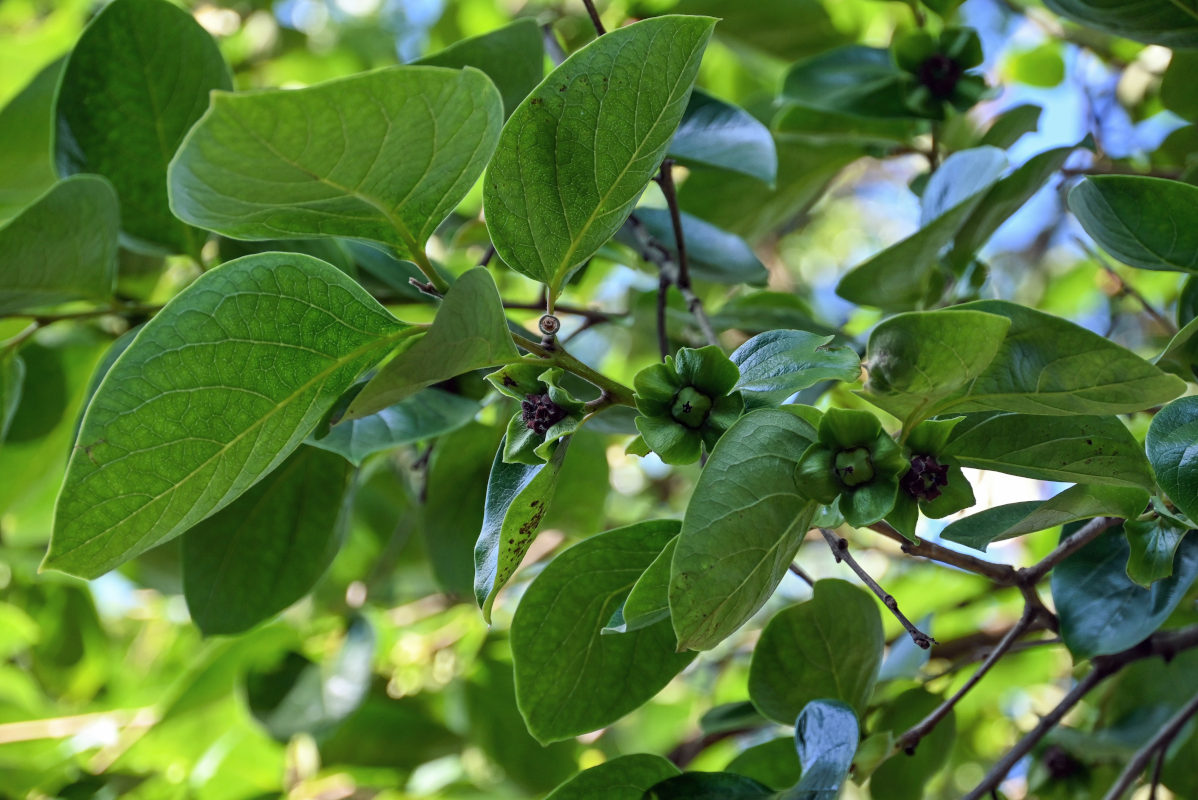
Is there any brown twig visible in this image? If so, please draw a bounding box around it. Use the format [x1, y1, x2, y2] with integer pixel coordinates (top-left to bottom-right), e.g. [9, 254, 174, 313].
[788, 562, 814, 587]
[868, 521, 1020, 585]
[1101, 690, 1198, 800]
[1017, 516, 1117, 585]
[581, 0, 607, 35]
[503, 301, 617, 324]
[655, 160, 719, 347]
[1075, 237, 1177, 334]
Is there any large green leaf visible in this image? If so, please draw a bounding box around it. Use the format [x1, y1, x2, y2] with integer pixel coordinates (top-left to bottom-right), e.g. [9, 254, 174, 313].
[944, 413, 1155, 491]
[748, 580, 883, 723]
[55, 0, 231, 255]
[861, 309, 1010, 423]
[668, 90, 777, 185]
[510, 520, 696, 743]
[181, 446, 352, 635]
[625, 207, 769, 286]
[603, 535, 677, 634]
[414, 18, 543, 117]
[1042, 0, 1198, 48]
[649, 774, 775, 799]
[484, 15, 715, 295]
[0, 176, 119, 314]
[732, 330, 861, 409]
[474, 437, 567, 622]
[783, 700, 859, 800]
[773, 103, 924, 146]
[1069, 176, 1198, 273]
[942, 484, 1149, 552]
[545, 754, 680, 800]
[781, 46, 910, 118]
[169, 66, 501, 265]
[673, 0, 851, 61]
[1146, 396, 1198, 521]
[0, 59, 60, 223]
[868, 689, 955, 800]
[1125, 512, 1191, 588]
[311, 388, 478, 466]
[725, 737, 802, 791]
[1052, 524, 1198, 660]
[346, 268, 518, 419]
[670, 408, 818, 651]
[45, 253, 411, 579]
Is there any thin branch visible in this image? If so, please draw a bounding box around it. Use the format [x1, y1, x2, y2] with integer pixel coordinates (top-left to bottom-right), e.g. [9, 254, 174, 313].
[655, 161, 719, 347]
[581, 0, 607, 35]
[1018, 516, 1118, 585]
[655, 273, 670, 360]
[479, 244, 496, 268]
[819, 528, 935, 649]
[1076, 237, 1177, 334]
[542, 23, 568, 64]
[868, 521, 1020, 585]
[788, 562, 814, 587]
[503, 301, 617, 324]
[1101, 690, 1198, 800]
[1149, 745, 1166, 800]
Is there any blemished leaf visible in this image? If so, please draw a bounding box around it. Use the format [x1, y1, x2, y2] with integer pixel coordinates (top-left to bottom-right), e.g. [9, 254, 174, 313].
[0, 59, 61, 223]
[669, 89, 777, 185]
[0, 349, 24, 443]
[942, 484, 1149, 552]
[671, 408, 818, 651]
[748, 580, 884, 723]
[545, 754, 680, 800]
[732, 330, 862, 409]
[0, 176, 119, 314]
[1125, 513, 1191, 588]
[1146, 396, 1198, 522]
[647, 773, 775, 799]
[346, 268, 518, 419]
[310, 388, 478, 466]
[781, 46, 910, 118]
[783, 700, 859, 800]
[169, 66, 501, 265]
[861, 309, 1010, 423]
[947, 300, 1185, 415]
[1042, 0, 1198, 48]
[603, 535, 677, 634]
[414, 18, 543, 117]
[484, 15, 715, 295]
[474, 436, 568, 622]
[55, 0, 231, 255]
[725, 737, 802, 791]
[44, 253, 412, 579]
[869, 689, 955, 800]
[510, 520, 696, 743]
[979, 104, 1042, 149]
[1052, 524, 1198, 660]
[944, 413, 1155, 491]
[181, 446, 353, 635]
[1069, 176, 1198, 274]
[625, 207, 769, 285]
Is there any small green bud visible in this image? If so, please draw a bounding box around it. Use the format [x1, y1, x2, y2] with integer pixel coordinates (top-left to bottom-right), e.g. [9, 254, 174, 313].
[834, 447, 876, 487]
[671, 386, 712, 429]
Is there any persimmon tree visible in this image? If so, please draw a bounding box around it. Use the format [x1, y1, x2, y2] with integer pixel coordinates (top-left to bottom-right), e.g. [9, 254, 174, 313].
[2, 0, 1198, 797]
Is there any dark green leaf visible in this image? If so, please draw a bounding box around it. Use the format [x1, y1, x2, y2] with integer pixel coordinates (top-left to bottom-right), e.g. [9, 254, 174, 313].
[672, 0, 851, 61]
[869, 688, 955, 800]
[1069, 176, 1198, 273]
[773, 103, 924, 146]
[0, 59, 61, 223]
[603, 535, 677, 634]
[484, 15, 714, 296]
[945, 413, 1155, 491]
[1052, 525, 1198, 660]
[979, 104, 1041, 149]
[474, 436, 567, 621]
[700, 701, 769, 734]
[56, 0, 231, 255]
[781, 46, 910, 118]
[671, 409, 818, 650]
[626, 207, 769, 285]
[540, 429, 609, 537]
[749, 579, 884, 723]
[545, 754, 680, 800]
[319, 691, 462, 770]
[510, 520, 696, 743]
[346, 268, 518, 419]
[1125, 512, 1191, 587]
[648, 773, 775, 799]
[1146, 396, 1198, 521]
[45, 253, 410, 579]
[942, 484, 1149, 551]
[415, 18, 543, 117]
[1042, 0, 1198, 48]
[169, 67, 501, 264]
[1162, 52, 1198, 122]
[783, 699, 858, 800]
[310, 388, 478, 466]
[0, 176, 119, 313]
[732, 330, 861, 409]
[725, 737, 802, 791]
[181, 446, 353, 635]
[1154, 315, 1198, 379]
[669, 90, 777, 185]
[0, 349, 25, 444]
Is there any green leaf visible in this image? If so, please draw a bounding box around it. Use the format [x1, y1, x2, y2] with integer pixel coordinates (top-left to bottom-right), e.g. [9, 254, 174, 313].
[920, 147, 1009, 221]
[1042, 0, 1198, 48]
[671, 409, 818, 651]
[731, 330, 861, 409]
[781, 46, 911, 118]
[474, 437, 568, 622]
[0, 59, 61, 223]
[483, 15, 715, 295]
[869, 688, 955, 800]
[979, 103, 1041, 149]
[414, 18, 543, 117]
[1154, 315, 1198, 379]
[603, 535, 677, 634]
[0, 176, 119, 314]
[169, 66, 501, 265]
[1069, 176, 1198, 273]
[346, 268, 518, 419]
[545, 754, 680, 800]
[773, 103, 924, 146]
[1146, 396, 1198, 522]
[783, 700, 858, 800]
[181, 446, 352, 635]
[748, 580, 884, 723]
[510, 520, 696, 743]
[1052, 524, 1198, 660]
[626, 207, 769, 286]
[942, 484, 1149, 552]
[0, 349, 23, 444]
[309, 388, 478, 467]
[946, 300, 1185, 415]
[55, 0, 231, 255]
[700, 701, 769, 734]
[669, 89, 777, 185]
[944, 413, 1155, 491]
[45, 253, 410, 579]
[1125, 513, 1191, 588]
[1006, 42, 1065, 87]
[861, 309, 1010, 423]
[649, 774, 775, 799]
[673, 0, 851, 61]
[725, 737, 802, 791]
[1162, 52, 1198, 122]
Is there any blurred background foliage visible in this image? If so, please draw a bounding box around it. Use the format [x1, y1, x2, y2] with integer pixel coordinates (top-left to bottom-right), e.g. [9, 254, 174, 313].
[2, 0, 1197, 798]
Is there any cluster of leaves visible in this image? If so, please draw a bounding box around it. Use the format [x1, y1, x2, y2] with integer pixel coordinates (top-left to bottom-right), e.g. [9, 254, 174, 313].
[4, 0, 1198, 798]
